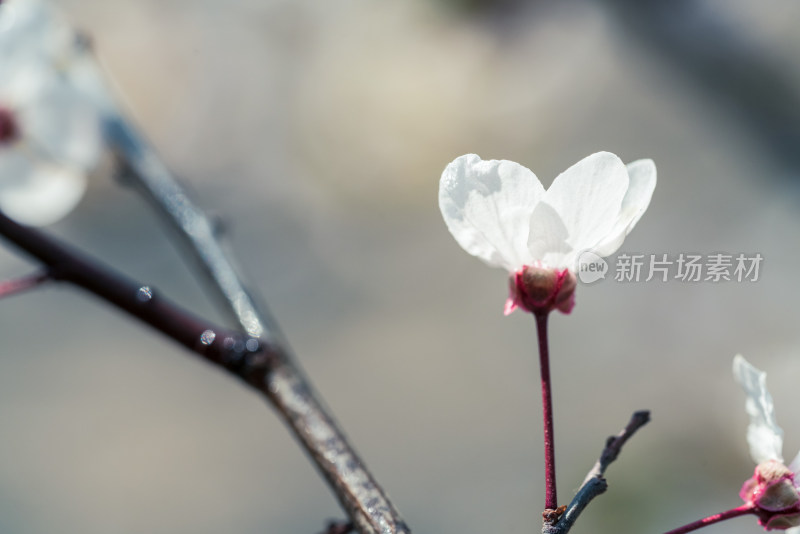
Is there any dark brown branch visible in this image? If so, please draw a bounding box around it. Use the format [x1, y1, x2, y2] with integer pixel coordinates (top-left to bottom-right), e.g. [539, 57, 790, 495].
[320, 521, 355, 534]
[0, 210, 271, 375]
[543, 410, 650, 534]
[104, 105, 410, 534]
[0, 204, 410, 534]
[2, 50, 411, 526]
[108, 121, 410, 533]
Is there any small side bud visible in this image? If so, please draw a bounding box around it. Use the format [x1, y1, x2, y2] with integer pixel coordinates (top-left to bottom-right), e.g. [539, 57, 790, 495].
[505, 265, 577, 316]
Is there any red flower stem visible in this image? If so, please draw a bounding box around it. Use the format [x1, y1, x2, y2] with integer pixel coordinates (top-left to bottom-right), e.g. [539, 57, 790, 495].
[662, 503, 756, 534]
[534, 310, 558, 511]
[0, 270, 50, 299]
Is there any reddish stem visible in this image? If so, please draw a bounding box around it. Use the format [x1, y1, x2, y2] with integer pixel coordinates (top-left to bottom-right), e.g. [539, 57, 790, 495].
[0, 271, 50, 299]
[534, 311, 558, 512]
[662, 503, 756, 534]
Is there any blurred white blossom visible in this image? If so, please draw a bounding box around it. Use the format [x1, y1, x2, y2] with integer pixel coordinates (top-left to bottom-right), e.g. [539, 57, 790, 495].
[733, 355, 800, 531]
[0, 0, 104, 226]
[439, 152, 656, 314]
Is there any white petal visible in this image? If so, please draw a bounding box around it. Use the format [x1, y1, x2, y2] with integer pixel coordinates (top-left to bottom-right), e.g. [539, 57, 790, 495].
[0, 3, 15, 37]
[439, 154, 544, 271]
[526, 200, 573, 269]
[0, 151, 86, 226]
[528, 152, 628, 269]
[789, 449, 800, 476]
[0, 58, 103, 172]
[592, 159, 657, 257]
[62, 45, 118, 112]
[0, 0, 56, 62]
[21, 80, 103, 169]
[0, 0, 105, 169]
[733, 355, 784, 464]
[0, 57, 49, 104]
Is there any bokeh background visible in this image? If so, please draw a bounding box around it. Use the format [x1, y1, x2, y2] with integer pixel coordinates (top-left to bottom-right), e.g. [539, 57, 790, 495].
[2, 1, 800, 533]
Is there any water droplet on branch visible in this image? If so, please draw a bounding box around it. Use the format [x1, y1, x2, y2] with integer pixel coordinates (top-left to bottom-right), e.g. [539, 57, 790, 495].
[136, 286, 153, 302]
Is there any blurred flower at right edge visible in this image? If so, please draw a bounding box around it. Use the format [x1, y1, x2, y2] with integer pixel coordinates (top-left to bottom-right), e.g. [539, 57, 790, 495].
[0, 0, 104, 226]
[733, 355, 800, 531]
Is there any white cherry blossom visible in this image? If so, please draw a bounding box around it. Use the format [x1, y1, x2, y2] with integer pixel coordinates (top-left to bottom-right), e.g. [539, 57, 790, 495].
[0, 0, 104, 226]
[733, 355, 800, 531]
[439, 152, 656, 314]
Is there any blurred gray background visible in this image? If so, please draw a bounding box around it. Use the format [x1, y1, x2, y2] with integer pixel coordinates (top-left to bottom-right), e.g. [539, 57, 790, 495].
[2, 0, 800, 533]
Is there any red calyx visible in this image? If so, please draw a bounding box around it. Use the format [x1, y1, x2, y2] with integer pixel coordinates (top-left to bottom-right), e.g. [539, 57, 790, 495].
[505, 265, 577, 316]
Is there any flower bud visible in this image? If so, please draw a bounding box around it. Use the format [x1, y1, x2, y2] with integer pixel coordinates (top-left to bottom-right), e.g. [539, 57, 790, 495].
[505, 265, 577, 316]
[740, 460, 800, 527]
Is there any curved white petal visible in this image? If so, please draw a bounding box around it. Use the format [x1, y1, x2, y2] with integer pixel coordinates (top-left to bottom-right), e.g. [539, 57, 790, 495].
[532, 152, 628, 268]
[0, 3, 15, 37]
[0, 0, 56, 63]
[527, 201, 573, 269]
[20, 78, 103, 169]
[592, 159, 657, 257]
[733, 355, 784, 464]
[789, 449, 800, 477]
[439, 154, 544, 271]
[0, 151, 86, 226]
[3, 0, 67, 47]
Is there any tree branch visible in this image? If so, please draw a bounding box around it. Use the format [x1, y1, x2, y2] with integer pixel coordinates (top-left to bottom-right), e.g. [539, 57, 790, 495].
[104, 113, 274, 342]
[543, 410, 650, 534]
[0, 210, 272, 375]
[15, 41, 410, 527]
[0, 204, 409, 534]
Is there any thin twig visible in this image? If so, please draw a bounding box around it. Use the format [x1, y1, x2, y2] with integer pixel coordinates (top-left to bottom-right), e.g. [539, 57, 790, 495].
[0, 207, 409, 534]
[661, 503, 756, 534]
[100, 108, 409, 533]
[543, 410, 650, 534]
[0, 210, 270, 374]
[582, 410, 651, 486]
[0, 270, 50, 299]
[105, 116, 272, 341]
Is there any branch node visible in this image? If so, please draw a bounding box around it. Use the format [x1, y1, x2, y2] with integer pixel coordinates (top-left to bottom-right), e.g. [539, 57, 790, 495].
[544, 410, 650, 534]
[543, 505, 568, 525]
